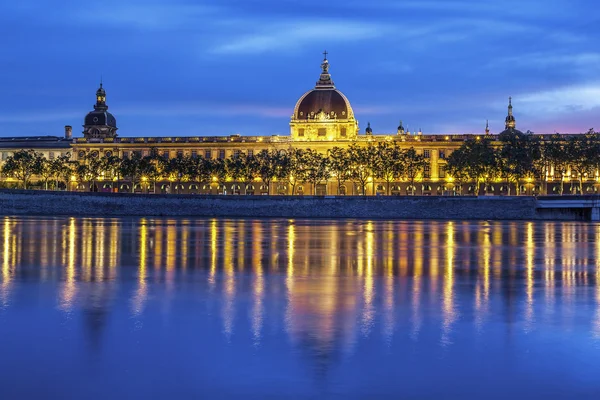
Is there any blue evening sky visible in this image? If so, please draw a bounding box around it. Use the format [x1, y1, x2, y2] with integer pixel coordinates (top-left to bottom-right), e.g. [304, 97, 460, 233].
[0, 0, 598, 137]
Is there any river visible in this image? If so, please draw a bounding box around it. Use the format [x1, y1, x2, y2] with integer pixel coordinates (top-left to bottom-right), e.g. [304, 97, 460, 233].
[0, 217, 599, 399]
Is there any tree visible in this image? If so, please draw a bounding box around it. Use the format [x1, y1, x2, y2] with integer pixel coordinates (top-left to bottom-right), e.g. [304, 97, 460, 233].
[285, 148, 304, 195]
[402, 147, 427, 195]
[498, 130, 541, 195]
[119, 153, 144, 193]
[1, 149, 43, 189]
[565, 134, 597, 194]
[165, 155, 191, 194]
[446, 139, 497, 195]
[373, 142, 404, 195]
[255, 150, 281, 194]
[227, 153, 258, 194]
[347, 144, 376, 195]
[211, 158, 228, 194]
[38, 156, 54, 190]
[545, 135, 569, 195]
[299, 149, 330, 195]
[101, 154, 123, 192]
[327, 147, 351, 195]
[50, 153, 72, 191]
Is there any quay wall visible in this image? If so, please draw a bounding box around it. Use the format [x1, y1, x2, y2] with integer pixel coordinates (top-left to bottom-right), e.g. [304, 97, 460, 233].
[0, 190, 549, 220]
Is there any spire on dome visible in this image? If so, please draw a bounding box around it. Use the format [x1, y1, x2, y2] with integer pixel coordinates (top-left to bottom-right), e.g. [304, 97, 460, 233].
[315, 51, 335, 89]
[485, 119, 490, 135]
[505, 96, 516, 129]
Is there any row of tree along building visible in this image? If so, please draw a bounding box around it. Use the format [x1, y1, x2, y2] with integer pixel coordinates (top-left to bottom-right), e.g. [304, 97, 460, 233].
[0, 56, 597, 196]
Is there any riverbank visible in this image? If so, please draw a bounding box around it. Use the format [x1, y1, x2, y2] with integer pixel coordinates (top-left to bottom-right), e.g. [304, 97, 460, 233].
[0, 189, 551, 220]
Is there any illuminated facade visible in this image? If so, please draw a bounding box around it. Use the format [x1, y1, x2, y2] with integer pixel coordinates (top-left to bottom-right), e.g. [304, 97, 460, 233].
[0, 55, 594, 195]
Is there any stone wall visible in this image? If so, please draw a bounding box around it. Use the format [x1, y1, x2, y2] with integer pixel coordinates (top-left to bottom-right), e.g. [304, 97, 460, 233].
[0, 190, 544, 220]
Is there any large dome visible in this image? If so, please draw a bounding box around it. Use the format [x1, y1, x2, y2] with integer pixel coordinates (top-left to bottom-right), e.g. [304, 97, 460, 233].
[294, 88, 353, 120]
[292, 55, 354, 121]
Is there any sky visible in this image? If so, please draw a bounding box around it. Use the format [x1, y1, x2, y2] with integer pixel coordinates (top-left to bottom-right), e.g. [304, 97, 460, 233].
[0, 0, 598, 137]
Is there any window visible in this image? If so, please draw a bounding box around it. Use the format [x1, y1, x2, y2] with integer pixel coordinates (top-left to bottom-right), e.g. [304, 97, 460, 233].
[133, 150, 142, 158]
[1, 152, 7, 160]
[176, 150, 183, 158]
[298, 128, 305, 137]
[205, 150, 212, 159]
[438, 165, 446, 178]
[247, 150, 253, 157]
[318, 128, 326, 137]
[233, 150, 240, 158]
[340, 128, 347, 137]
[191, 151, 198, 159]
[423, 149, 431, 158]
[439, 150, 446, 159]
[218, 150, 225, 160]
[424, 164, 431, 178]
[122, 151, 129, 159]
[49, 152, 55, 160]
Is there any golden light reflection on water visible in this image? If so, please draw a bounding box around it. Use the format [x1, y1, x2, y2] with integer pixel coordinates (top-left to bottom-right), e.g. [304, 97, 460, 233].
[131, 220, 148, 316]
[3, 218, 600, 350]
[59, 218, 77, 311]
[525, 222, 535, 331]
[441, 221, 456, 345]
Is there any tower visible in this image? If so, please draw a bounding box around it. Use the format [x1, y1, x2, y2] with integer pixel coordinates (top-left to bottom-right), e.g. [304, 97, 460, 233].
[397, 120, 405, 135]
[505, 97, 516, 130]
[83, 82, 118, 139]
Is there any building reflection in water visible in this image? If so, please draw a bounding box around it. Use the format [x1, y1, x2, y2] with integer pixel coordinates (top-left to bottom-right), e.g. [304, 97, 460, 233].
[2, 217, 600, 357]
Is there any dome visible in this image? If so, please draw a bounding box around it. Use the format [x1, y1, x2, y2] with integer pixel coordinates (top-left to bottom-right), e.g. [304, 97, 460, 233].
[85, 110, 117, 128]
[294, 88, 353, 120]
[292, 53, 354, 121]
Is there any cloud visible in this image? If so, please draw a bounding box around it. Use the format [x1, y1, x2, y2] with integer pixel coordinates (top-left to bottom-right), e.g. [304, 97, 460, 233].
[120, 102, 291, 118]
[518, 84, 600, 115]
[210, 19, 389, 55]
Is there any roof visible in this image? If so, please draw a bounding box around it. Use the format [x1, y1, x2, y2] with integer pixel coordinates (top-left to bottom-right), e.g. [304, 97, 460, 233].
[0, 136, 72, 149]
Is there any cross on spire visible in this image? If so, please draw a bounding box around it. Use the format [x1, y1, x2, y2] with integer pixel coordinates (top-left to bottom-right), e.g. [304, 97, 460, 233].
[323, 50, 328, 60]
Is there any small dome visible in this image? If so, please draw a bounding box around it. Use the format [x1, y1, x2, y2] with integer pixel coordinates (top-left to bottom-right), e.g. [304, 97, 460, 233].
[85, 110, 117, 128]
[365, 122, 372, 134]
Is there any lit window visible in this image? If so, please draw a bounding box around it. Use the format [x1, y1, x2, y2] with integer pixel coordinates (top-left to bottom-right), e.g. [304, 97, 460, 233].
[340, 128, 347, 137]
[424, 165, 431, 178]
[318, 128, 326, 137]
[248, 150, 253, 157]
[439, 165, 446, 178]
[298, 128, 305, 137]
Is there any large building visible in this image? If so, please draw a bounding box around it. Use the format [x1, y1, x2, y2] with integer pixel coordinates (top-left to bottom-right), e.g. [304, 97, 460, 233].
[0, 55, 592, 195]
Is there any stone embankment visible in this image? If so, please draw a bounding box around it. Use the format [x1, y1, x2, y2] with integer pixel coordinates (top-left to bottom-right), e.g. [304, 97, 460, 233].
[0, 189, 550, 220]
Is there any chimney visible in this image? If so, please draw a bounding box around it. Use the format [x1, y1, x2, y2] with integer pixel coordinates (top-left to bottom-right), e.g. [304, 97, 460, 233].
[64, 125, 72, 139]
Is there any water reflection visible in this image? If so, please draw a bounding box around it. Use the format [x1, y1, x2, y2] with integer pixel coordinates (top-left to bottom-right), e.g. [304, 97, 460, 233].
[2, 217, 600, 397]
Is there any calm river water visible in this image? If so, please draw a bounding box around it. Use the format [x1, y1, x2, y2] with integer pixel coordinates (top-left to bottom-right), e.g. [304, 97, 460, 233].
[1, 217, 600, 399]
